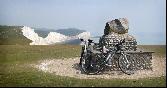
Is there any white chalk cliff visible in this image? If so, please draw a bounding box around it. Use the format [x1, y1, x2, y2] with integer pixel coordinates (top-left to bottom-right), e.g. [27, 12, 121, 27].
[21, 26, 91, 45]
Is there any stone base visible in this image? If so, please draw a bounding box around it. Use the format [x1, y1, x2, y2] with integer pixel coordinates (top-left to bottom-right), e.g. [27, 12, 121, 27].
[105, 51, 153, 71]
[99, 33, 137, 51]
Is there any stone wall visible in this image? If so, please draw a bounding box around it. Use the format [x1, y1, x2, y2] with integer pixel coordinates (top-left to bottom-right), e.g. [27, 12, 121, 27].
[105, 52, 153, 71]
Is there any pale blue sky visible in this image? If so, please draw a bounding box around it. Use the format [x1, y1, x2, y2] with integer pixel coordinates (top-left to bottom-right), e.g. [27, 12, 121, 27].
[0, 0, 166, 45]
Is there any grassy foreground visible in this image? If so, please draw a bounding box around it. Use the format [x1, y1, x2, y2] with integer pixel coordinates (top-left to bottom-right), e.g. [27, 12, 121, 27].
[0, 45, 166, 87]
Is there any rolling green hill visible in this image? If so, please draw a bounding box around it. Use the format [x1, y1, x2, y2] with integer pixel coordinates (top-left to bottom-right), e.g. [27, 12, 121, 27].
[0, 25, 32, 45]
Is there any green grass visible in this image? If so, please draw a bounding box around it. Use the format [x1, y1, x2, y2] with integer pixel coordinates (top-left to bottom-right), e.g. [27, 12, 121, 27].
[0, 65, 166, 87]
[0, 45, 166, 87]
[138, 45, 166, 57]
[0, 45, 81, 64]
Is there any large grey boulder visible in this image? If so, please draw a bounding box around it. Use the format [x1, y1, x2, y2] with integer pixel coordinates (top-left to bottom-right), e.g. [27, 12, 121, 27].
[104, 18, 129, 34]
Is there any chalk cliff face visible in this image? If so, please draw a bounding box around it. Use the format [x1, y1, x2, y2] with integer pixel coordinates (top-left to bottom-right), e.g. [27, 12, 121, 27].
[22, 26, 44, 45]
[21, 26, 91, 45]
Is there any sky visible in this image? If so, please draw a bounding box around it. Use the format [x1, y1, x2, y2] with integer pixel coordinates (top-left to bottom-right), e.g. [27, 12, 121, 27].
[0, 0, 166, 45]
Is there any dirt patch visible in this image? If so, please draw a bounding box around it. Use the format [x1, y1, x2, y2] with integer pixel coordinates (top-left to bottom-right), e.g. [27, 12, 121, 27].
[31, 56, 166, 79]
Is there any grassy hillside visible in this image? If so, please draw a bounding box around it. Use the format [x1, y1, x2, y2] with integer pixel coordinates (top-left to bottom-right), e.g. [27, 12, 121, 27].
[0, 45, 166, 87]
[0, 25, 32, 45]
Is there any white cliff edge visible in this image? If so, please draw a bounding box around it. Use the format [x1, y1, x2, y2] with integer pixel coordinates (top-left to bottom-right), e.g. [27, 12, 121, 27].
[21, 26, 90, 45]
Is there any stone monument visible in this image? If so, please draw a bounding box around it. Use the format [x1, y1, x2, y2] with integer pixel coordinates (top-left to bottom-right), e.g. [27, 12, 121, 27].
[99, 18, 137, 51]
[97, 18, 153, 71]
